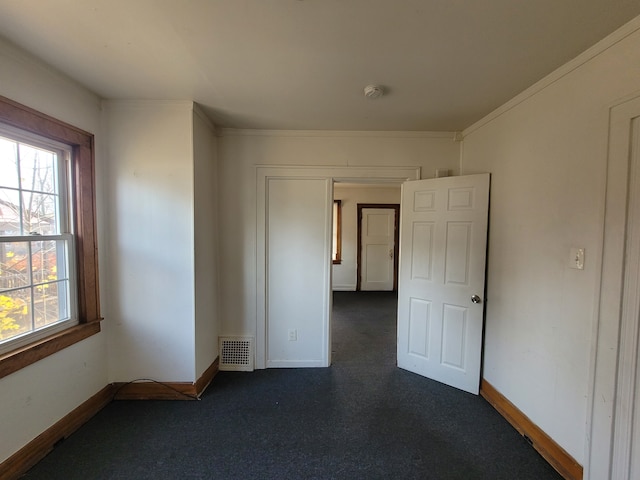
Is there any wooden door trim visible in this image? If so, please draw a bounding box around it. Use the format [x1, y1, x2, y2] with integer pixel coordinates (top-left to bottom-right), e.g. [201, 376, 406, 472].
[356, 204, 400, 291]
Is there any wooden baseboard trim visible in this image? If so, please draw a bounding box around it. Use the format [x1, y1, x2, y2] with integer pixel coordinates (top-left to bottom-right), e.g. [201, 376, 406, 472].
[480, 379, 582, 480]
[112, 380, 198, 400]
[0, 384, 116, 480]
[0, 357, 221, 478]
[113, 356, 220, 400]
[195, 356, 220, 395]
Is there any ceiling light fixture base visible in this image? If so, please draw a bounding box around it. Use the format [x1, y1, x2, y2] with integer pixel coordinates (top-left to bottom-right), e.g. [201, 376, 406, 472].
[364, 85, 384, 99]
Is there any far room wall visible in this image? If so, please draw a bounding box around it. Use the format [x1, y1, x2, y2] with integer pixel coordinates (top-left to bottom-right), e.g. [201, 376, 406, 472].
[217, 130, 460, 340]
[332, 184, 401, 291]
[193, 108, 221, 378]
[103, 100, 220, 384]
[104, 101, 196, 382]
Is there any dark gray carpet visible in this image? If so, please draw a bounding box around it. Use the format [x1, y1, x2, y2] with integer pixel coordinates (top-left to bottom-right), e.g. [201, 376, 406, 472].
[22, 291, 562, 479]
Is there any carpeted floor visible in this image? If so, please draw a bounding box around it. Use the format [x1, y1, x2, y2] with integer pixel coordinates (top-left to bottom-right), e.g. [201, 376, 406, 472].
[22, 291, 562, 479]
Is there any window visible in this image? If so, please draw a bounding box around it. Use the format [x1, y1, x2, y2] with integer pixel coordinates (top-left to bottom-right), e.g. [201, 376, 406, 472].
[0, 95, 100, 378]
[332, 200, 342, 264]
[0, 128, 75, 352]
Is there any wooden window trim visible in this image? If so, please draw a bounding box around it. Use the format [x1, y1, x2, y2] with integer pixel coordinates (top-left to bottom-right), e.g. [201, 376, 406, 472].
[333, 200, 342, 265]
[0, 95, 101, 380]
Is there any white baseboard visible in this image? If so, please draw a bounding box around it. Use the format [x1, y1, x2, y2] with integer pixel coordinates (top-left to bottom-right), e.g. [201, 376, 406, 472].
[267, 360, 327, 368]
[332, 284, 356, 291]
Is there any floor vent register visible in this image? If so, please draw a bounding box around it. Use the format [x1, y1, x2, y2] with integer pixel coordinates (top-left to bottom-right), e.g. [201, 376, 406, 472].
[219, 336, 254, 371]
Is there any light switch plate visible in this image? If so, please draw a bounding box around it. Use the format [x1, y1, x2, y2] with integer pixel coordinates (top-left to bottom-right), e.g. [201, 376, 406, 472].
[569, 247, 585, 270]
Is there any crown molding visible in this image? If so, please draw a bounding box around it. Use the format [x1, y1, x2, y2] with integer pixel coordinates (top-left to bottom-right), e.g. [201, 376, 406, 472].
[220, 128, 457, 139]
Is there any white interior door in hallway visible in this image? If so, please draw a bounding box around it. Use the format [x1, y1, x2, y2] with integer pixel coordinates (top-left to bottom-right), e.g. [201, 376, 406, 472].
[397, 174, 490, 395]
[359, 206, 397, 291]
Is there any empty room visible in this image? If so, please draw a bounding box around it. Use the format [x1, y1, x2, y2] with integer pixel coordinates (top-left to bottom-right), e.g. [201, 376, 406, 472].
[2, 1, 640, 479]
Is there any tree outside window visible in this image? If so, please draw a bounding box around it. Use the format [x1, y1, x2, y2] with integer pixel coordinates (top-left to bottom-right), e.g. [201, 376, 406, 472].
[0, 132, 72, 345]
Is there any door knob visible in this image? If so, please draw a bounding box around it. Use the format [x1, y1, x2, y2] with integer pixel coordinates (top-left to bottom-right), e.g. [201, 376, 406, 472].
[471, 295, 482, 304]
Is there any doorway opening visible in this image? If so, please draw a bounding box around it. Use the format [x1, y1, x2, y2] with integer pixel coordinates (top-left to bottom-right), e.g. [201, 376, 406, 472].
[331, 182, 401, 367]
[255, 165, 419, 370]
[331, 290, 398, 367]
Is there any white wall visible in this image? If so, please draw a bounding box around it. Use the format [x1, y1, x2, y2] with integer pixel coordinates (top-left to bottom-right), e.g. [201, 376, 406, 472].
[460, 17, 640, 467]
[0, 37, 107, 462]
[218, 130, 460, 341]
[266, 177, 332, 367]
[332, 185, 401, 290]
[193, 107, 220, 377]
[104, 101, 196, 382]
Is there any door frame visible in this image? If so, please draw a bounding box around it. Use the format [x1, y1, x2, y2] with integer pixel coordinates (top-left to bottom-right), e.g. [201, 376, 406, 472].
[586, 94, 640, 479]
[356, 203, 400, 291]
[255, 166, 420, 369]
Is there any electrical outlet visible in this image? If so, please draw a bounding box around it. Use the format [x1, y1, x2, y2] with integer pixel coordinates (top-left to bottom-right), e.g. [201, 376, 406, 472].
[288, 329, 297, 341]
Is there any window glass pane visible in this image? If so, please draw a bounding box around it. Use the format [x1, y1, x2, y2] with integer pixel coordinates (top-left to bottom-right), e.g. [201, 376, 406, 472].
[0, 287, 31, 341]
[19, 143, 58, 195]
[0, 239, 71, 341]
[34, 280, 69, 328]
[0, 137, 19, 189]
[31, 240, 67, 284]
[22, 192, 59, 235]
[0, 99, 91, 363]
[0, 188, 21, 235]
[1, 241, 30, 290]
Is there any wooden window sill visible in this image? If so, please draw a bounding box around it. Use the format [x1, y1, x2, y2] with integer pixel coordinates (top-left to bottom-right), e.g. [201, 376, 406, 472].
[0, 321, 102, 380]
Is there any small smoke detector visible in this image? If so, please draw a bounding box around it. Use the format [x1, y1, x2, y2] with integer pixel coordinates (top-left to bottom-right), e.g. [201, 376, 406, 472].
[364, 85, 384, 99]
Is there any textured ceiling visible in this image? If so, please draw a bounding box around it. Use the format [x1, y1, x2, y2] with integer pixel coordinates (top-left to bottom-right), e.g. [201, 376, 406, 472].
[0, 0, 639, 131]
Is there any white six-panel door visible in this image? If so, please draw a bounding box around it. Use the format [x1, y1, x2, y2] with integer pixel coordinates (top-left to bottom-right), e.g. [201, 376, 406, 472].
[397, 174, 490, 394]
[360, 208, 396, 291]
